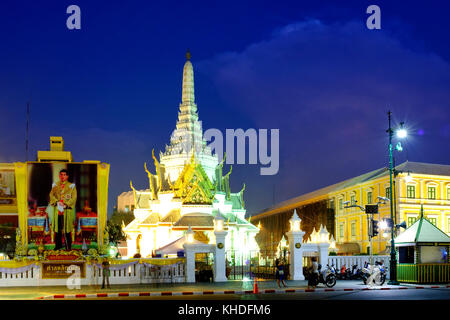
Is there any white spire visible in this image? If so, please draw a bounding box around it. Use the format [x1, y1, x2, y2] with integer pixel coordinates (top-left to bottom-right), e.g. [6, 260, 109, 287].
[159, 51, 219, 184]
[182, 49, 195, 104]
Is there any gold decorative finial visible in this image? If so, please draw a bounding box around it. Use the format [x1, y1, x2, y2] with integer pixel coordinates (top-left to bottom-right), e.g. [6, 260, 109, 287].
[186, 49, 191, 61]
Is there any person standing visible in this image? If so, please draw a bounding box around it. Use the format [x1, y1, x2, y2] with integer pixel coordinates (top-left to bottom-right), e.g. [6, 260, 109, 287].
[102, 258, 111, 289]
[49, 169, 77, 250]
[276, 259, 288, 288]
[307, 257, 319, 289]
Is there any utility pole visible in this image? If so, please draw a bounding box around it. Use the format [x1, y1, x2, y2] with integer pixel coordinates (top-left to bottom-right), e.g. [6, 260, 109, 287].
[26, 101, 30, 162]
[387, 111, 400, 285]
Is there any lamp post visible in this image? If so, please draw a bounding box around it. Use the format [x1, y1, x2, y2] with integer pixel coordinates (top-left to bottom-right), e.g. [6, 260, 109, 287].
[386, 111, 404, 285]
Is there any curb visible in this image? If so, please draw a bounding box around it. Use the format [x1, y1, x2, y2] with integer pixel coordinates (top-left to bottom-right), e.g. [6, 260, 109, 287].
[36, 285, 450, 299]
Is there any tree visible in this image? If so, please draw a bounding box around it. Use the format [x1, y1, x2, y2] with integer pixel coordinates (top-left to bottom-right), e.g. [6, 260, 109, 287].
[108, 209, 134, 226]
[0, 223, 16, 259]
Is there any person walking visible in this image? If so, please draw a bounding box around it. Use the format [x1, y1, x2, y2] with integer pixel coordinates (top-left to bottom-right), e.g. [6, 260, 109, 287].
[275, 259, 288, 288]
[307, 257, 319, 290]
[101, 258, 111, 289]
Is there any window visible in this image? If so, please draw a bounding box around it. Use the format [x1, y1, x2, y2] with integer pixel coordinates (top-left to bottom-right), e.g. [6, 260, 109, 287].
[125, 205, 129, 213]
[386, 187, 391, 200]
[447, 188, 450, 200]
[339, 199, 343, 210]
[329, 199, 335, 210]
[351, 195, 356, 205]
[448, 218, 450, 233]
[339, 223, 344, 238]
[367, 191, 373, 204]
[407, 216, 417, 227]
[428, 217, 437, 227]
[428, 187, 436, 200]
[351, 222, 356, 237]
[407, 185, 415, 199]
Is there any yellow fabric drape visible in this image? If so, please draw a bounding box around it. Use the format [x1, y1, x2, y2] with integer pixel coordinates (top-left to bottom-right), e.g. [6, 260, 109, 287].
[0, 260, 35, 269]
[14, 162, 28, 251]
[109, 258, 140, 265]
[140, 258, 185, 266]
[97, 163, 110, 246]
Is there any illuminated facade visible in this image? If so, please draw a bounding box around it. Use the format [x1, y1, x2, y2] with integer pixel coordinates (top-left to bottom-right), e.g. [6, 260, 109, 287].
[122, 52, 259, 258]
[253, 162, 450, 255]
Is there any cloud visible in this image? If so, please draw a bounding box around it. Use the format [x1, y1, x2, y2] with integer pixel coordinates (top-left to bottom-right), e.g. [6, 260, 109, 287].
[198, 19, 450, 214]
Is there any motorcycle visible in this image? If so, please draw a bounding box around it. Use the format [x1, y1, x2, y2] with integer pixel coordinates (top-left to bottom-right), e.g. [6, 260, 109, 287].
[349, 264, 362, 280]
[361, 261, 386, 286]
[315, 264, 337, 288]
[337, 264, 348, 280]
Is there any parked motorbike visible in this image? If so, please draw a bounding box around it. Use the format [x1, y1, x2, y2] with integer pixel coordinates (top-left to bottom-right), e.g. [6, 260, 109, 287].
[337, 264, 348, 280]
[348, 264, 362, 280]
[315, 264, 337, 288]
[361, 261, 386, 286]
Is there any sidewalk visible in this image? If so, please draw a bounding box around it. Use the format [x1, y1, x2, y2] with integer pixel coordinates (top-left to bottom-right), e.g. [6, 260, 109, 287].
[0, 279, 448, 300]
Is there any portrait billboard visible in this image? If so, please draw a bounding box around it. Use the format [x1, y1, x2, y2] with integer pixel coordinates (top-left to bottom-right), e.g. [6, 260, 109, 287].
[27, 162, 98, 251]
[0, 168, 16, 207]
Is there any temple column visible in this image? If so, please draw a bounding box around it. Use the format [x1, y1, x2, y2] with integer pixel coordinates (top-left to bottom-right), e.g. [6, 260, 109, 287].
[183, 243, 196, 283]
[286, 230, 305, 280]
[318, 243, 330, 266]
[127, 234, 138, 258]
[286, 209, 306, 280]
[213, 230, 228, 282]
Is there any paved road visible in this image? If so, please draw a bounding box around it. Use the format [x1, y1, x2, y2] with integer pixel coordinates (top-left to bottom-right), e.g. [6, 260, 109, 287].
[86, 287, 450, 300]
[1, 280, 449, 300]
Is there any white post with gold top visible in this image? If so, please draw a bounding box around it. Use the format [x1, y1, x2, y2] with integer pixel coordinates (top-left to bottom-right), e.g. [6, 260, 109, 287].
[213, 214, 228, 282]
[286, 209, 306, 280]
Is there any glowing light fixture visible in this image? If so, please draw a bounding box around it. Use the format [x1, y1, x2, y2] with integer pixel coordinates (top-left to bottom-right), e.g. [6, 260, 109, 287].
[379, 219, 388, 230]
[329, 235, 336, 249]
[289, 209, 301, 232]
[214, 214, 224, 232]
[404, 172, 413, 183]
[319, 225, 330, 243]
[396, 122, 407, 139]
[186, 226, 194, 243]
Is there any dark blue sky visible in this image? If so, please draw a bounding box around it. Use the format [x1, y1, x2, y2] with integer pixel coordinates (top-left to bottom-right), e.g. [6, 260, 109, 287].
[1, 1, 450, 216]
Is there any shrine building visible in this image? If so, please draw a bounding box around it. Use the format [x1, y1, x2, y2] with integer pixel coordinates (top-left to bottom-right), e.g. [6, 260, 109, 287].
[122, 51, 259, 259]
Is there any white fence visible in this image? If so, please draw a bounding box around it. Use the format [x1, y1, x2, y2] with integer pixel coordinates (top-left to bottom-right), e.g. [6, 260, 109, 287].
[0, 260, 186, 287]
[0, 255, 390, 286]
[328, 255, 390, 278]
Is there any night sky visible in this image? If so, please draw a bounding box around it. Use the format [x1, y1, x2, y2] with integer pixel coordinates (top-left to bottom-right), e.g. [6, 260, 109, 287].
[1, 1, 450, 217]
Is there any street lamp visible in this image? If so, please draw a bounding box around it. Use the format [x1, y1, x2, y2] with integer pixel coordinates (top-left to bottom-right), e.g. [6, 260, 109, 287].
[396, 122, 407, 139]
[386, 111, 406, 285]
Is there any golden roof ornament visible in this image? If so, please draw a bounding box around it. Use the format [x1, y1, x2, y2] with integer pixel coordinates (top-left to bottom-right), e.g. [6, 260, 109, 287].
[186, 49, 191, 61]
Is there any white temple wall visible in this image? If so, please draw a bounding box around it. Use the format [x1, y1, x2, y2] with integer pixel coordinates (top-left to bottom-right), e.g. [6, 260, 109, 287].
[160, 153, 218, 183]
[140, 230, 153, 258]
[233, 209, 246, 221]
[213, 194, 233, 214]
[133, 208, 149, 222]
[126, 234, 138, 258]
[180, 205, 212, 215]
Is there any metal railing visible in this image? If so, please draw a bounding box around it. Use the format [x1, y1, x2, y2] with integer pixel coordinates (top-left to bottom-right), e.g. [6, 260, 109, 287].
[397, 263, 450, 283]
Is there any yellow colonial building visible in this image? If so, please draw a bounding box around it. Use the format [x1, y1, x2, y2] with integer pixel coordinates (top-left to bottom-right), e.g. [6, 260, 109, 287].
[252, 161, 450, 255]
